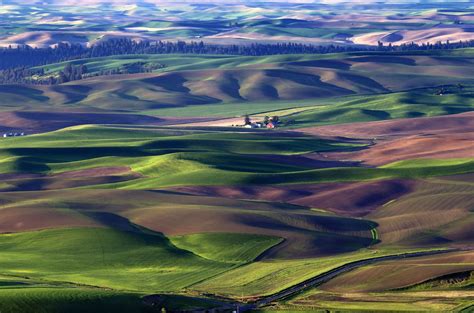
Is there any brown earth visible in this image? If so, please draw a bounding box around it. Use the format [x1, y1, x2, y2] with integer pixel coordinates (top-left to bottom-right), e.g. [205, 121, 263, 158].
[53, 167, 134, 178]
[0, 167, 141, 192]
[320, 250, 474, 293]
[336, 133, 474, 166]
[300, 112, 474, 165]
[300, 112, 474, 138]
[368, 174, 474, 247]
[0, 189, 374, 258]
[171, 179, 416, 217]
[0, 205, 100, 233]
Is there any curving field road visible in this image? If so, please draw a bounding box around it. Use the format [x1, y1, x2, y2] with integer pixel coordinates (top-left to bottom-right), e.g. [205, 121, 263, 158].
[142, 249, 468, 312]
[237, 249, 466, 312]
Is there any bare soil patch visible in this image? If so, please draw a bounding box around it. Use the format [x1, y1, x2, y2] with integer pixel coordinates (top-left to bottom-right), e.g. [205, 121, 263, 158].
[299, 112, 474, 165]
[320, 251, 474, 292]
[0, 167, 141, 192]
[171, 179, 416, 217]
[300, 112, 474, 138]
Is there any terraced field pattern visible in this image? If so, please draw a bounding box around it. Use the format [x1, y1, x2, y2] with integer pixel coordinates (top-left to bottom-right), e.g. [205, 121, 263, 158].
[1, 1, 474, 312]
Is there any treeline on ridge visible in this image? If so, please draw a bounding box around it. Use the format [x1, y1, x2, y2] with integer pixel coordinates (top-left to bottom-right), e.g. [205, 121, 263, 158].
[2, 38, 474, 70]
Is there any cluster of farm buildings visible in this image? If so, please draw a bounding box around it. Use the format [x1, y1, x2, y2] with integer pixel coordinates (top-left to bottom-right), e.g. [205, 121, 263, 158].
[240, 115, 279, 129]
[243, 121, 277, 129]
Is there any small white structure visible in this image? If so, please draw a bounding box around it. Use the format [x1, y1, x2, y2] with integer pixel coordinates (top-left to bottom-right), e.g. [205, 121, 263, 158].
[2, 132, 27, 138]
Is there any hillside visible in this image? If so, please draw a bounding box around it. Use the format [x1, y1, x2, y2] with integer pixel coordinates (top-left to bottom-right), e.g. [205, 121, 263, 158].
[0, 2, 473, 311]
[1, 1, 473, 47]
[2, 50, 474, 117]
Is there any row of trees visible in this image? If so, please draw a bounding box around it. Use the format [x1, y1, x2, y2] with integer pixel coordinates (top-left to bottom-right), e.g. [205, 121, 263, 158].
[0, 61, 166, 85]
[0, 63, 89, 85]
[94, 62, 165, 76]
[60, 63, 88, 83]
[0, 67, 46, 85]
[2, 38, 474, 70]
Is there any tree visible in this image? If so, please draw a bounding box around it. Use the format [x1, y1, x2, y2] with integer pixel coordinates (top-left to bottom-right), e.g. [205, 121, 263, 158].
[57, 71, 68, 84]
[263, 116, 270, 125]
[244, 115, 251, 125]
[63, 63, 73, 80]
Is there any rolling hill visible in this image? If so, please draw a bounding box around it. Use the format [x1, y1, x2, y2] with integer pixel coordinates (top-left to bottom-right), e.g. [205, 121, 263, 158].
[274, 251, 474, 312]
[0, 2, 473, 311]
[0, 50, 473, 140]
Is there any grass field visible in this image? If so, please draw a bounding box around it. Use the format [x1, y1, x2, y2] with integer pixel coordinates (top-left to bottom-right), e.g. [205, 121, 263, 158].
[0, 282, 221, 313]
[0, 227, 280, 292]
[2, 2, 474, 312]
[2, 50, 474, 122]
[368, 175, 474, 247]
[170, 233, 283, 263]
[258, 290, 474, 312]
[249, 174, 474, 311]
[0, 125, 472, 190]
[265, 251, 474, 312]
[191, 247, 453, 299]
[0, 128, 469, 309]
[320, 251, 474, 293]
[0, 287, 145, 313]
[0, 117, 471, 310]
[0, 187, 379, 258]
[280, 87, 474, 128]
